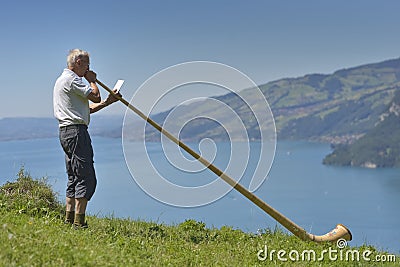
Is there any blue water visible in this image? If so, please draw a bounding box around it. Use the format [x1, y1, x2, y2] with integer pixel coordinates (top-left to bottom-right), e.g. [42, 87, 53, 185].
[0, 137, 399, 254]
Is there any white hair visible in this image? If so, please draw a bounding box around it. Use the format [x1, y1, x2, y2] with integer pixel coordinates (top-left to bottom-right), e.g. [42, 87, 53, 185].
[67, 49, 90, 68]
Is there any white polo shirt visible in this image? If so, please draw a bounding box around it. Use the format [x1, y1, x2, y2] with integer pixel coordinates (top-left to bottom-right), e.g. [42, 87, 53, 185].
[53, 69, 93, 127]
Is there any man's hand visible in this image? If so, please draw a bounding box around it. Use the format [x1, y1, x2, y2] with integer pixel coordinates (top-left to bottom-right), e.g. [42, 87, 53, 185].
[90, 89, 121, 114]
[84, 70, 97, 83]
[104, 89, 122, 105]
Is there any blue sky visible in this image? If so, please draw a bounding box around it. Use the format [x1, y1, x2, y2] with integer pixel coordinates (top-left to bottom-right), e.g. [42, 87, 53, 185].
[0, 0, 399, 117]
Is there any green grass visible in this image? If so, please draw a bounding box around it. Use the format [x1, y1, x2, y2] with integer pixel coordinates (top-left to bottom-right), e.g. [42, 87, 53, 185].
[0, 169, 398, 266]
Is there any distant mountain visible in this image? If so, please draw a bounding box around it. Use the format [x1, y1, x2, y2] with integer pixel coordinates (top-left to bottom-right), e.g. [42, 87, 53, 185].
[0, 118, 58, 141]
[87, 114, 125, 138]
[3, 57, 400, 170]
[0, 115, 124, 141]
[323, 90, 400, 168]
[124, 58, 400, 144]
[276, 58, 400, 142]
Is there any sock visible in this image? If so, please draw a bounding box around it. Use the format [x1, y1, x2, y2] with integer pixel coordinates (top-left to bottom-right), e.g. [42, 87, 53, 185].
[74, 213, 86, 226]
[65, 211, 74, 224]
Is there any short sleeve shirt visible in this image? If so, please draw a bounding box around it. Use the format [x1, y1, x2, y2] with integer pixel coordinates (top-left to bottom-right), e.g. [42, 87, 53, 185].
[53, 69, 93, 127]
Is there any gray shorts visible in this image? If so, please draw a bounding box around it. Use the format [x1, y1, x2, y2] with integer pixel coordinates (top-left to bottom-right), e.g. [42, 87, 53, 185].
[59, 124, 97, 201]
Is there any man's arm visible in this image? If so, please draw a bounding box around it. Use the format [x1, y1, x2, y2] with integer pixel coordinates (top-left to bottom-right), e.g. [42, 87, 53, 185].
[85, 71, 101, 103]
[89, 100, 108, 114]
[89, 90, 121, 114]
[87, 82, 101, 103]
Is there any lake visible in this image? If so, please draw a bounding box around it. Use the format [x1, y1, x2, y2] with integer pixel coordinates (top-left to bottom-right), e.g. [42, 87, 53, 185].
[0, 137, 399, 254]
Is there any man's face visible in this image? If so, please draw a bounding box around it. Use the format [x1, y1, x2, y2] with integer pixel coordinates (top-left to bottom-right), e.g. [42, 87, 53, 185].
[75, 56, 90, 77]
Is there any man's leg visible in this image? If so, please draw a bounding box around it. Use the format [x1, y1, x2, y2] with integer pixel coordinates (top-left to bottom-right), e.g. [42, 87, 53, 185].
[60, 126, 79, 225]
[65, 197, 75, 224]
[74, 197, 88, 228]
[75, 197, 88, 214]
[70, 126, 96, 228]
[66, 197, 75, 211]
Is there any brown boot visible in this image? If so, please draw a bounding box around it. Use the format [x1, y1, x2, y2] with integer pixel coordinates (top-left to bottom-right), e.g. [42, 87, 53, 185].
[64, 211, 74, 225]
[74, 213, 88, 229]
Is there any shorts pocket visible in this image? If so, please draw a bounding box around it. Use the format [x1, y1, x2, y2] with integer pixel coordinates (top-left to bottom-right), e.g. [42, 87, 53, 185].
[71, 156, 93, 178]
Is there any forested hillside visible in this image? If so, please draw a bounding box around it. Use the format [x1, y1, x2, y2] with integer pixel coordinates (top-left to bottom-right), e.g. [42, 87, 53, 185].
[123, 58, 400, 144]
[323, 90, 400, 168]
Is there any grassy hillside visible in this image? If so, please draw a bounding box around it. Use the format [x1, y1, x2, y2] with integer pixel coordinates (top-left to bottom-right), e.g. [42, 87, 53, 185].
[0, 170, 398, 266]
